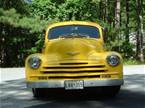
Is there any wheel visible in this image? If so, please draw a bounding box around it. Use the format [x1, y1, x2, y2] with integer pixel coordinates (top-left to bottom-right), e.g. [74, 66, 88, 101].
[32, 88, 45, 98]
[102, 86, 121, 97]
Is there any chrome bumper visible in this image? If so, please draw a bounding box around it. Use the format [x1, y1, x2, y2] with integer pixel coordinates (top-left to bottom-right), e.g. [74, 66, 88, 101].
[27, 79, 123, 88]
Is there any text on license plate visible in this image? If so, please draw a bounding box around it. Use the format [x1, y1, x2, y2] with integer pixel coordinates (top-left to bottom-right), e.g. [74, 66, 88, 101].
[64, 80, 84, 90]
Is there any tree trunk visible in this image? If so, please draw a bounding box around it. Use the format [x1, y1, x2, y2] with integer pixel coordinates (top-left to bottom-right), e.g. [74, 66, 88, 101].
[115, 0, 120, 30]
[99, 1, 102, 20]
[114, 0, 121, 51]
[125, 0, 129, 43]
[136, 0, 144, 62]
[104, 0, 108, 23]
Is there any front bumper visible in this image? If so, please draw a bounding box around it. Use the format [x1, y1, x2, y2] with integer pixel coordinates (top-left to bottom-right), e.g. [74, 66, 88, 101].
[27, 79, 123, 88]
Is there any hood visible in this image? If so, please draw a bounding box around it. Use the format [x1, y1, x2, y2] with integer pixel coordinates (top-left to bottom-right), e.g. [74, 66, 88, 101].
[44, 38, 104, 61]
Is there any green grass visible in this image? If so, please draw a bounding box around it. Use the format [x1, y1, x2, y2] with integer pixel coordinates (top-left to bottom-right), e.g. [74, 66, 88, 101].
[123, 59, 144, 65]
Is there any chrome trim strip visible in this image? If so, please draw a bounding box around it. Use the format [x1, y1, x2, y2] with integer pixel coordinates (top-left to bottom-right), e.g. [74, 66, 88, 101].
[26, 79, 123, 88]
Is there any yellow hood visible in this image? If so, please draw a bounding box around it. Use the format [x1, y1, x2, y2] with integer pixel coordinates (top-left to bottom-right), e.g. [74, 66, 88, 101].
[44, 38, 104, 60]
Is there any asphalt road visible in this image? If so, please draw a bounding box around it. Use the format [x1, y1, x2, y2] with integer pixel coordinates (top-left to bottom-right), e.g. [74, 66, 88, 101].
[0, 65, 145, 108]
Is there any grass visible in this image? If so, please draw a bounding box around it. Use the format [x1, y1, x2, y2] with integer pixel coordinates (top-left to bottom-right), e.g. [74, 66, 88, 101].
[123, 59, 144, 65]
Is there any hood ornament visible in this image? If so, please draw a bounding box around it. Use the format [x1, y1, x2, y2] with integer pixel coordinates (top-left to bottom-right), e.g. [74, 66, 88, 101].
[66, 52, 80, 56]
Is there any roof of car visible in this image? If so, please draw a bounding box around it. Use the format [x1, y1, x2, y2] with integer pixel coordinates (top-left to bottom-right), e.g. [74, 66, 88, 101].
[47, 21, 103, 30]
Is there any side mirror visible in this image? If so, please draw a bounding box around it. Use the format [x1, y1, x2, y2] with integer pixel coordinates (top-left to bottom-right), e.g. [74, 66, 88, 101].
[41, 45, 45, 53]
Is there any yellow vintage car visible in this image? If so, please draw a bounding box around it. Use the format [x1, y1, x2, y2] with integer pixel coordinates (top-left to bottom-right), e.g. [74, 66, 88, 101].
[25, 21, 123, 98]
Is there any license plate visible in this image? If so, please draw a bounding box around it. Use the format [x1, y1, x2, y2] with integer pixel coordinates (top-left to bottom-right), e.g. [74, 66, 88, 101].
[64, 80, 84, 90]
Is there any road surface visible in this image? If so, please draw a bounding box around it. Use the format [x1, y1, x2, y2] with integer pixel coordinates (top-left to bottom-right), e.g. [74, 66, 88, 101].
[0, 65, 145, 108]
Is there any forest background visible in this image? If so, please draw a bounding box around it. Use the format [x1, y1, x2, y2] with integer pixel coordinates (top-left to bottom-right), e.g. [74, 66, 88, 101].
[0, 0, 144, 67]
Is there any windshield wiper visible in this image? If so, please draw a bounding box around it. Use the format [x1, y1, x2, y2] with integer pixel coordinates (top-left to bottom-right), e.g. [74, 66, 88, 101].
[59, 35, 74, 38]
[59, 33, 90, 38]
[77, 33, 90, 38]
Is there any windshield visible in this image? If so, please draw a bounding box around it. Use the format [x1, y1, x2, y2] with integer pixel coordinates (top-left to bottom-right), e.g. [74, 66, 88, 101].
[48, 25, 100, 39]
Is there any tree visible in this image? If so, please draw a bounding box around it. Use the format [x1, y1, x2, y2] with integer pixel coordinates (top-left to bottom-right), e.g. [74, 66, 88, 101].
[115, 0, 120, 30]
[1, 0, 145, 67]
[29, 0, 100, 21]
[125, 0, 129, 43]
[0, 7, 48, 67]
[136, 0, 144, 62]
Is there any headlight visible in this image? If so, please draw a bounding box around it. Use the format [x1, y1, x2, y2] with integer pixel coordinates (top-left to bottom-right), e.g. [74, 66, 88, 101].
[107, 55, 120, 66]
[28, 57, 41, 69]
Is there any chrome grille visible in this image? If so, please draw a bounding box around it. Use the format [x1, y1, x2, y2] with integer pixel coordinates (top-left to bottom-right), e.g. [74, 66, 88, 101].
[59, 62, 88, 65]
[41, 63, 107, 80]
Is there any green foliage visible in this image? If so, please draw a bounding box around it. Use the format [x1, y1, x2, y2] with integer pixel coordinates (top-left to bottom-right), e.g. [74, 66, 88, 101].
[0, 0, 144, 67]
[0, 8, 48, 32]
[0, 8, 48, 67]
[0, 0, 29, 14]
[29, 0, 100, 21]
[123, 59, 143, 65]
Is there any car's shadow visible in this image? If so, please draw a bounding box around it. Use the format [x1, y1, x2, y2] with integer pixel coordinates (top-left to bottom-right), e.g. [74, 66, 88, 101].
[25, 88, 145, 108]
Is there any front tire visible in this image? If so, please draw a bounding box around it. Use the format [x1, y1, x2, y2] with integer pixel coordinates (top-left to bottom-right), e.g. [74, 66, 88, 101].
[102, 86, 121, 97]
[32, 88, 45, 98]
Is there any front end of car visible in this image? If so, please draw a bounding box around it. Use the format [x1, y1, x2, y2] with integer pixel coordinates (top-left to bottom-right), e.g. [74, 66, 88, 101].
[25, 21, 123, 97]
[26, 52, 123, 88]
